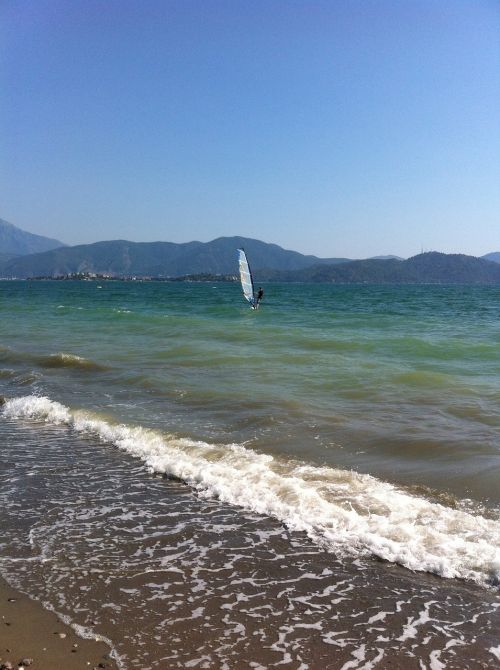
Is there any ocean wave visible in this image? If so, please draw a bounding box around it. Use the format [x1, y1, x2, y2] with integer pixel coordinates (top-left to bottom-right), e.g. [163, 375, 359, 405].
[2, 394, 500, 588]
[0, 346, 107, 372]
[38, 353, 109, 371]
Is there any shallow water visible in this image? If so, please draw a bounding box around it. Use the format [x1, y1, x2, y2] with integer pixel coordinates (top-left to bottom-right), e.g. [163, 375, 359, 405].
[0, 280, 499, 667]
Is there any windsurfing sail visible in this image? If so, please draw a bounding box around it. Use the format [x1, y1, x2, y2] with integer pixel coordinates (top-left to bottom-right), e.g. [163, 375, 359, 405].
[237, 248, 255, 307]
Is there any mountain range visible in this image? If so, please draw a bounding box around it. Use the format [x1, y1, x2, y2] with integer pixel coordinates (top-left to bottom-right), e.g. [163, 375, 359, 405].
[0, 236, 351, 278]
[0, 218, 499, 283]
[258, 252, 500, 284]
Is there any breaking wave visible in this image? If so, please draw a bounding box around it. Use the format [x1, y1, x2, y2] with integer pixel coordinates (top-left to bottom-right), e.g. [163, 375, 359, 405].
[39, 352, 109, 370]
[2, 394, 500, 588]
[0, 346, 107, 371]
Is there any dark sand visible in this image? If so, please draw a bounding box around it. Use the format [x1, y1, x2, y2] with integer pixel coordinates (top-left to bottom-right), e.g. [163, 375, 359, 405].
[0, 578, 117, 670]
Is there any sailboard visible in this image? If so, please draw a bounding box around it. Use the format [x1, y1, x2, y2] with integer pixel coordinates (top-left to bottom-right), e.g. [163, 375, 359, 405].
[237, 248, 257, 308]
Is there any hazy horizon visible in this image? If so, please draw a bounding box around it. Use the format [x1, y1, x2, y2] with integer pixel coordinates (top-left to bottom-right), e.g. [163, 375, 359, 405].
[3, 215, 500, 261]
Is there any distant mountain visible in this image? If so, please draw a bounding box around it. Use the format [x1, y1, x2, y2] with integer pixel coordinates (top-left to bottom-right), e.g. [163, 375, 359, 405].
[482, 252, 500, 264]
[369, 255, 404, 261]
[259, 252, 500, 284]
[0, 218, 65, 256]
[0, 236, 350, 278]
[1, 227, 499, 284]
[0, 252, 19, 264]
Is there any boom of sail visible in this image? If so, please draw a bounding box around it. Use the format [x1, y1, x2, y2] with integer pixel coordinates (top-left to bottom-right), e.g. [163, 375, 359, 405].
[237, 248, 256, 307]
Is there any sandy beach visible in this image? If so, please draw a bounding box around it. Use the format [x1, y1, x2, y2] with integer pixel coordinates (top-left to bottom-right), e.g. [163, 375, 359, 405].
[0, 578, 116, 670]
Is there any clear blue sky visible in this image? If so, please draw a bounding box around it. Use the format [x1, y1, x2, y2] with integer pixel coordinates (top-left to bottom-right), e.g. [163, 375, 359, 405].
[1, 0, 499, 258]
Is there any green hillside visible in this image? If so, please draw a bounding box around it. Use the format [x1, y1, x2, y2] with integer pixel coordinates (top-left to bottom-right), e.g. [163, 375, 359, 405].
[1, 229, 500, 284]
[0, 236, 349, 278]
[260, 252, 500, 284]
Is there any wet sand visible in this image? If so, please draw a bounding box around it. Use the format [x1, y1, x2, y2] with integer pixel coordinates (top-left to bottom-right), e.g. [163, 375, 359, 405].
[0, 578, 116, 670]
[0, 416, 499, 668]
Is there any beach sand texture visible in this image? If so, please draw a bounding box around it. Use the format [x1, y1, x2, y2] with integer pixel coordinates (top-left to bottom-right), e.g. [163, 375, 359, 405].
[0, 579, 116, 670]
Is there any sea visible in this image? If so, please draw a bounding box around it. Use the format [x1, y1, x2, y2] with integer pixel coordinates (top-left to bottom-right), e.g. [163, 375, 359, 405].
[0, 279, 499, 669]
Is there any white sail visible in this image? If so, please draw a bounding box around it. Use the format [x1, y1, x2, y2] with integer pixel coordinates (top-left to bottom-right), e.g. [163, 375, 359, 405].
[237, 248, 255, 307]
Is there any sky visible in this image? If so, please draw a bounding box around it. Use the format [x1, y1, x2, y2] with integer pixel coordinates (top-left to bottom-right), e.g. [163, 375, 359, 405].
[1, 0, 499, 258]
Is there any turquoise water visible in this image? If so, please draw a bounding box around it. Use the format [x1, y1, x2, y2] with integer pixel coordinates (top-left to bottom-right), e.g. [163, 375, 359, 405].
[2, 280, 500, 501]
[1, 280, 500, 668]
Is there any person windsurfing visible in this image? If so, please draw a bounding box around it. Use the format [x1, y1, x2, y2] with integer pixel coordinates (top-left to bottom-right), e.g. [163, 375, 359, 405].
[237, 249, 264, 309]
[256, 287, 264, 307]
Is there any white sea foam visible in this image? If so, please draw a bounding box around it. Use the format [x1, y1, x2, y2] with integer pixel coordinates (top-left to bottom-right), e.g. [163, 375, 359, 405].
[490, 645, 500, 661]
[3, 394, 500, 587]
